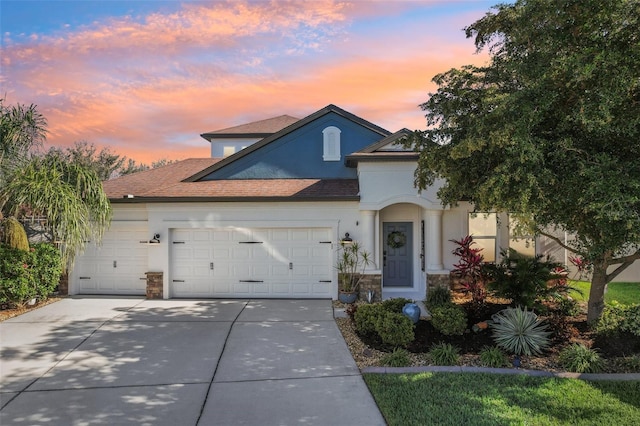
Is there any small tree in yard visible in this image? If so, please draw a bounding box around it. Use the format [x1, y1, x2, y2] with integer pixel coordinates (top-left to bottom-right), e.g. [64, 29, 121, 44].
[451, 235, 487, 305]
[411, 0, 640, 322]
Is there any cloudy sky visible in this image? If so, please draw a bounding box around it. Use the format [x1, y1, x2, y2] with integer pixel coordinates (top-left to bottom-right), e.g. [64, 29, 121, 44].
[1, 0, 494, 163]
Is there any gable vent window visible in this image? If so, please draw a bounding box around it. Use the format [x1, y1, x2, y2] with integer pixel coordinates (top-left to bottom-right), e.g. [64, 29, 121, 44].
[322, 126, 341, 161]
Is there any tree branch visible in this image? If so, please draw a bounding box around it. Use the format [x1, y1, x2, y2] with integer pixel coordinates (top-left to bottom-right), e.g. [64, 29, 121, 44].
[606, 249, 640, 283]
[538, 230, 580, 254]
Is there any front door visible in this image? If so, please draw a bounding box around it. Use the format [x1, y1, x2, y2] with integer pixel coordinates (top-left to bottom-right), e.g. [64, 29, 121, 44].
[383, 222, 413, 287]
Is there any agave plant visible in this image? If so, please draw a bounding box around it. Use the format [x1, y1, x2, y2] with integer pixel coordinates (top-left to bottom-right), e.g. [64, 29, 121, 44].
[491, 307, 551, 356]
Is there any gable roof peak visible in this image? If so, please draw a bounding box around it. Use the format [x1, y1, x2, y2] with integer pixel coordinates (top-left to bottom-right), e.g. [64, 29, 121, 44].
[187, 104, 391, 182]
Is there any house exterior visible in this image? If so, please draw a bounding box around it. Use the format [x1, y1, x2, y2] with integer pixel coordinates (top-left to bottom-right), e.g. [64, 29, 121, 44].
[68, 104, 637, 301]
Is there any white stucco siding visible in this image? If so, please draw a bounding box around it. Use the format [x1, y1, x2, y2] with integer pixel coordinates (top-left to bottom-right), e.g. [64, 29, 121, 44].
[357, 162, 442, 210]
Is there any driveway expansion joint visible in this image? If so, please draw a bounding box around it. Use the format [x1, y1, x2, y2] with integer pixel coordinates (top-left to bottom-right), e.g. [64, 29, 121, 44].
[195, 300, 249, 425]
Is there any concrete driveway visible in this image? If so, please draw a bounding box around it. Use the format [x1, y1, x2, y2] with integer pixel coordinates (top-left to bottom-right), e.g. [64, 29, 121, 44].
[0, 297, 385, 425]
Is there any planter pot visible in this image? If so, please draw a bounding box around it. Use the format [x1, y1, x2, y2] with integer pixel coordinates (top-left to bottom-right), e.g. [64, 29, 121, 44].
[338, 291, 358, 304]
[402, 303, 421, 324]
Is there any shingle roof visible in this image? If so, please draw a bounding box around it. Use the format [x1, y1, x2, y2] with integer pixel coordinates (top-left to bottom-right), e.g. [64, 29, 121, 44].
[103, 158, 221, 199]
[104, 158, 359, 202]
[201, 115, 300, 140]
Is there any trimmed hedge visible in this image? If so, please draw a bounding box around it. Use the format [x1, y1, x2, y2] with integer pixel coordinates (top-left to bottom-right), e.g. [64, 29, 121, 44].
[0, 243, 62, 306]
[354, 298, 415, 348]
[430, 302, 468, 336]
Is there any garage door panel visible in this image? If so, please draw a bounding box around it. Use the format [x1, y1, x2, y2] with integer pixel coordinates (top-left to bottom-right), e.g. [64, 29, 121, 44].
[171, 227, 333, 298]
[232, 246, 251, 260]
[73, 226, 148, 295]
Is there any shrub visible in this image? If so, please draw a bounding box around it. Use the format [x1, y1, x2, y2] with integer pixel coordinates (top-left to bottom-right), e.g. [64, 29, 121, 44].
[30, 243, 63, 300]
[620, 304, 640, 337]
[2, 217, 29, 251]
[479, 346, 508, 368]
[0, 243, 62, 306]
[491, 307, 551, 356]
[611, 355, 640, 373]
[376, 311, 414, 348]
[485, 249, 570, 309]
[381, 298, 414, 314]
[430, 302, 467, 336]
[354, 303, 386, 336]
[429, 342, 460, 366]
[0, 245, 35, 305]
[559, 344, 604, 373]
[380, 348, 411, 367]
[425, 286, 451, 309]
[450, 235, 487, 304]
[595, 301, 638, 336]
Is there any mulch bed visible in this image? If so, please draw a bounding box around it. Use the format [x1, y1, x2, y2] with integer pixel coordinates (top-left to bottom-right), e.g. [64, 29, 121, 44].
[335, 295, 640, 373]
[0, 297, 64, 322]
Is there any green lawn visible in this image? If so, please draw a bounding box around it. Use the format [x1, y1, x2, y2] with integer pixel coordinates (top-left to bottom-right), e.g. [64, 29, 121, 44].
[569, 281, 640, 306]
[364, 372, 640, 426]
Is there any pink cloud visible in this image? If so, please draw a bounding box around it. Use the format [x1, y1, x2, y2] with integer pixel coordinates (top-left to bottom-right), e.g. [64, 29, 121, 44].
[2, 0, 492, 163]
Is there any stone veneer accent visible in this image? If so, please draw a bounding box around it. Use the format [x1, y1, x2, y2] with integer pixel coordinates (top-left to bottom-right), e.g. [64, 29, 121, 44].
[358, 274, 382, 303]
[426, 273, 452, 292]
[145, 272, 163, 299]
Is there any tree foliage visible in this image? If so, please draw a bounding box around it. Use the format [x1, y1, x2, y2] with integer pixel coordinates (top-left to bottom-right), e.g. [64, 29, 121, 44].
[0, 100, 47, 190]
[48, 141, 126, 181]
[412, 0, 640, 321]
[1, 152, 112, 270]
[0, 102, 112, 271]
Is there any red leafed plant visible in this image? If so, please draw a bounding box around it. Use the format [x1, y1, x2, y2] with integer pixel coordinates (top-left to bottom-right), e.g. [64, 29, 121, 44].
[451, 235, 487, 305]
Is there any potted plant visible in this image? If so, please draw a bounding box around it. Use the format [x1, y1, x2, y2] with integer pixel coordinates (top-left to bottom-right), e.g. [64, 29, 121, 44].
[337, 241, 371, 304]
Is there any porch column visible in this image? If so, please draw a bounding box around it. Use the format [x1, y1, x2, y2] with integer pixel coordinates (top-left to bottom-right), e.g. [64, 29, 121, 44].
[360, 210, 377, 269]
[424, 209, 445, 271]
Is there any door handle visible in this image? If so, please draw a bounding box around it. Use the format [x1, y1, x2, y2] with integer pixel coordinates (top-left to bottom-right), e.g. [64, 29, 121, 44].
[210, 262, 214, 270]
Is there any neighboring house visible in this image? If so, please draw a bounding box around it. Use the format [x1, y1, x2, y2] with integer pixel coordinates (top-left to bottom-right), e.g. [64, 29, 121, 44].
[68, 104, 637, 301]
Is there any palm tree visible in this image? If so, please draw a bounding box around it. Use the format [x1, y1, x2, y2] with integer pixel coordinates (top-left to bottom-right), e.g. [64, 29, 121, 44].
[0, 99, 47, 191]
[0, 101, 112, 270]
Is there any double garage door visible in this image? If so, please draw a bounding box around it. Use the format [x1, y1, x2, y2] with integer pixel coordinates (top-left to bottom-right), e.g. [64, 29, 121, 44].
[72, 226, 148, 295]
[170, 227, 333, 298]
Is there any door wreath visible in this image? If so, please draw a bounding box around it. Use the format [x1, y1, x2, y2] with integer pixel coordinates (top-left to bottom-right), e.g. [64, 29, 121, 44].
[387, 231, 406, 249]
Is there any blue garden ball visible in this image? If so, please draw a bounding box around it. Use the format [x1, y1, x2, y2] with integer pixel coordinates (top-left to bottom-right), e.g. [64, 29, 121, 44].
[402, 303, 421, 324]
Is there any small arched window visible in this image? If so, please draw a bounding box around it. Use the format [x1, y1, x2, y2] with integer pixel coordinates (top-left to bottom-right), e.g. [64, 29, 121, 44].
[322, 126, 341, 161]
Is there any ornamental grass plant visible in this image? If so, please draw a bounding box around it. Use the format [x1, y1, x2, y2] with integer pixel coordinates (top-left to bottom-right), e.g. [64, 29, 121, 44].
[491, 307, 551, 356]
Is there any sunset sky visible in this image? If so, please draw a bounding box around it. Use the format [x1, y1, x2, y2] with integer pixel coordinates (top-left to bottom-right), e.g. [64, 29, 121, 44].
[1, 0, 495, 163]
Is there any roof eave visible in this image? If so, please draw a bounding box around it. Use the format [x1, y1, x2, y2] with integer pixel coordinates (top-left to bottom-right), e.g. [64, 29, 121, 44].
[345, 153, 419, 167]
[110, 195, 361, 203]
[200, 132, 272, 141]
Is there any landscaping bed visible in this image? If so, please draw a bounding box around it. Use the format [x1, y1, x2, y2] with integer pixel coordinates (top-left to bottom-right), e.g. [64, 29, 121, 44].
[335, 294, 640, 374]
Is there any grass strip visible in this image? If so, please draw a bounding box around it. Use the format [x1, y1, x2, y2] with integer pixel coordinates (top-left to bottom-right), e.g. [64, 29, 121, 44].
[364, 372, 640, 426]
[569, 281, 639, 306]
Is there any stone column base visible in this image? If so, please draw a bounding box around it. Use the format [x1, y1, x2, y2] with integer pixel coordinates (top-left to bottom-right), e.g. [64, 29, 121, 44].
[146, 272, 163, 299]
[426, 273, 451, 292]
[358, 274, 382, 303]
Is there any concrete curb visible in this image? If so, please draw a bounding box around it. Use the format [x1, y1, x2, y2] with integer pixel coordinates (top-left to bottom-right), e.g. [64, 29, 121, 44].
[361, 366, 640, 381]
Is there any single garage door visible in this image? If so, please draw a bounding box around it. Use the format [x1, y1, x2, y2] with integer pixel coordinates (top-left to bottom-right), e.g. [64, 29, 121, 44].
[72, 226, 148, 295]
[170, 227, 333, 298]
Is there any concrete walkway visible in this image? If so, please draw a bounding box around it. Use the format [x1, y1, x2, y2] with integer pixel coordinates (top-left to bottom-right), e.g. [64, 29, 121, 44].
[0, 297, 385, 426]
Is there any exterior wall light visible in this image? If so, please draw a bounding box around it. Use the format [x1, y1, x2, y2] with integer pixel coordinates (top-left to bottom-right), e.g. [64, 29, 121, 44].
[340, 232, 353, 244]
